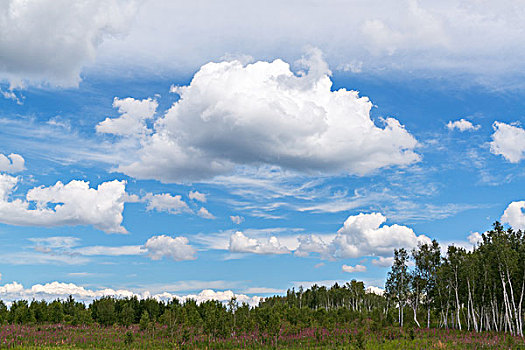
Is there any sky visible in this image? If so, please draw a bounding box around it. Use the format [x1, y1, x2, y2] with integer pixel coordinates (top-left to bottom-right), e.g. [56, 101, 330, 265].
[0, 0, 524, 305]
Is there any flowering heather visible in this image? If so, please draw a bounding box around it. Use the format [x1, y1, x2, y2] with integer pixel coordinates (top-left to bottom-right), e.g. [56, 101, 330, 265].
[0, 323, 522, 349]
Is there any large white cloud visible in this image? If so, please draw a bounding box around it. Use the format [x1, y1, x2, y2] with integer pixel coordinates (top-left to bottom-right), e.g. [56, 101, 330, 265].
[0, 281, 261, 306]
[502, 201, 525, 230]
[0, 175, 128, 233]
[0, 0, 136, 87]
[295, 212, 430, 259]
[0, 153, 24, 173]
[144, 235, 197, 261]
[490, 122, 525, 163]
[111, 50, 419, 182]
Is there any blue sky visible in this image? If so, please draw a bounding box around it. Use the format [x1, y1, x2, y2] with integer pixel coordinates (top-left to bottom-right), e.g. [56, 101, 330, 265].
[0, 0, 524, 304]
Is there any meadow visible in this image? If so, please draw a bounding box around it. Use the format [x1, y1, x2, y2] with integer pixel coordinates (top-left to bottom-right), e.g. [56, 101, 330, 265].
[1, 323, 523, 349]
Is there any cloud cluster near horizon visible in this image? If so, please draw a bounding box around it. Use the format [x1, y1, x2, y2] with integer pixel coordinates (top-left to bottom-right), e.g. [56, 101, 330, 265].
[222, 212, 430, 265]
[0, 281, 260, 306]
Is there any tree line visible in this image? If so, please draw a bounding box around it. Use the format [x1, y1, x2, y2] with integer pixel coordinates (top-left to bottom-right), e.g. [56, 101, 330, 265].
[385, 221, 525, 336]
[0, 221, 523, 338]
[0, 281, 388, 338]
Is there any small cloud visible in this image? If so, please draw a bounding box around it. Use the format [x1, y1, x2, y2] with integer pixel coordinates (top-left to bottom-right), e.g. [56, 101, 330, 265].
[47, 116, 71, 131]
[189, 190, 207, 203]
[366, 286, 384, 296]
[229, 231, 290, 255]
[342, 264, 367, 273]
[371, 256, 394, 267]
[0, 153, 25, 173]
[490, 122, 525, 163]
[230, 215, 244, 224]
[96, 97, 158, 137]
[0, 88, 23, 104]
[144, 193, 191, 215]
[446, 118, 480, 132]
[501, 201, 525, 230]
[143, 235, 197, 261]
[314, 262, 325, 269]
[197, 207, 215, 219]
[467, 232, 482, 245]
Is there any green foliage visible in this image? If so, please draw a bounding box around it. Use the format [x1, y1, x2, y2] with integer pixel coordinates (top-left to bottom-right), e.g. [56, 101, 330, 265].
[355, 329, 365, 349]
[0, 300, 7, 324]
[10, 300, 35, 324]
[48, 300, 64, 323]
[124, 330, 134, 345]
[139, 310, 150, 331]
[93, 297, 116, 326]
[119, 302, 135, 327]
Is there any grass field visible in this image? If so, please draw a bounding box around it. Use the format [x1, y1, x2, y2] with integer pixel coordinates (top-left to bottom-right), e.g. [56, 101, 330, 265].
[1, 323, 524, 349]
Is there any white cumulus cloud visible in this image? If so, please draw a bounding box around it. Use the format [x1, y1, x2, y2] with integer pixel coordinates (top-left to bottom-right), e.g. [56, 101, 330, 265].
[197, 207, 215, 219]
[0, 281, 262, 306]
[144, 193, 190, 214]
[467, 232, 483, 245]
[0, 175, 128, 233]
[366, 286, 384, 296]
[296, 212, 430, 260]
[446, 118, 480, 132]
[0, 153, 24, 173]
[502, 201, 525, 231]
[0, 0, 136, 87]
[144, 235, 197, 261]
[229, 231, 290, 255]
[371, 256, 394, 267]
[116, 50, 419, 182]
[189, 190, 207, 202]
[96, 97, 158, 136]
[490, 122, 525, 163]
[342, 264, 367, 273]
